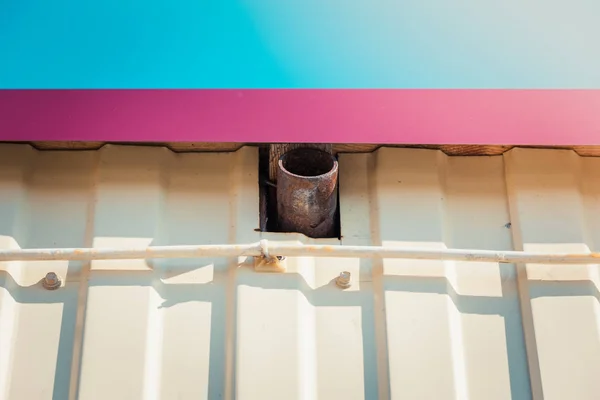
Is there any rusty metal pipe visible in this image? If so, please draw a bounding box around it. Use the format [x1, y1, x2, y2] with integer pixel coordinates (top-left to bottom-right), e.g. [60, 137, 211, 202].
[277, 148, 339, 238]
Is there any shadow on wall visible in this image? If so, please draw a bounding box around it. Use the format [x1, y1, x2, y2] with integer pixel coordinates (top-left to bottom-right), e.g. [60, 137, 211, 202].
[3, 251, 599, 399]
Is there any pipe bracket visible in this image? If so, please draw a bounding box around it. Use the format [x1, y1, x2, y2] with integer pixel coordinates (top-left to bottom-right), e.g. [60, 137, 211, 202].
[254, 239, 286, 272]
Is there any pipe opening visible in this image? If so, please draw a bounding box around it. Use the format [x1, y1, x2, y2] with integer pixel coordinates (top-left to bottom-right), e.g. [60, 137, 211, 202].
[280, 148, 336, 177]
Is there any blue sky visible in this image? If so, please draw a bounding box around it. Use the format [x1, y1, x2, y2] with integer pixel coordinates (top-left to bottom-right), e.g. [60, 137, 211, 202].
[1, 0, 599, 88]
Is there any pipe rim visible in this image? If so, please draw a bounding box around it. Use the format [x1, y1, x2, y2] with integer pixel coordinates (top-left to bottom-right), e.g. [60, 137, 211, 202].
[278, 148, 338, 180]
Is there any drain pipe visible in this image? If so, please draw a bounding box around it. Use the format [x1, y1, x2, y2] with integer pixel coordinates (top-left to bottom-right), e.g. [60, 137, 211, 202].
[277, 148, 339, 238]
[1, 240, 600, 265]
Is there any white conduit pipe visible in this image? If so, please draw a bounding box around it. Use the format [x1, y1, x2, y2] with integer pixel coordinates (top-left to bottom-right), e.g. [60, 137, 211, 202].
[0, 240, 598, 265]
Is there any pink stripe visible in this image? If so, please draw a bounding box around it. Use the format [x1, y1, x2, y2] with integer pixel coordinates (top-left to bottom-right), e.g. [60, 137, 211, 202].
[1, 90, 599, 144]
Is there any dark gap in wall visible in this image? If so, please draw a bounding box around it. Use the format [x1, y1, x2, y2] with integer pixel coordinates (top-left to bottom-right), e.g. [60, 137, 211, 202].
[333, 156, 341, 240]
[258, 146, 272, 232]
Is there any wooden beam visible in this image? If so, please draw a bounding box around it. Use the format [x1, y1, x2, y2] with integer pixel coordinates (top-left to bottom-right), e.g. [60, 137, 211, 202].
[9, 142, 600, 158]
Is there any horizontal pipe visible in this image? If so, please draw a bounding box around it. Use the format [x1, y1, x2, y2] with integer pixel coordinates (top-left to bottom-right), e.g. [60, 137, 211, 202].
[0, 240, 599, 265]
[0, 244, 261, 261]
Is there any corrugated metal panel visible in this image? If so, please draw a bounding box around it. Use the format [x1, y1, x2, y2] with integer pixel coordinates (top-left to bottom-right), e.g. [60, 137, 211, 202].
[1, 144, 599, 400]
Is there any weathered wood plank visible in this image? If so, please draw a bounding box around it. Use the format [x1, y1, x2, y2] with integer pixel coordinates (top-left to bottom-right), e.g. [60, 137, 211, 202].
[13, 142, 600, 158]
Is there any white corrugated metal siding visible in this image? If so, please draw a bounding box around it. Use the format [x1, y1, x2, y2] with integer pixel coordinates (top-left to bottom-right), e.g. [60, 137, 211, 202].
[1, 144, 599, 400]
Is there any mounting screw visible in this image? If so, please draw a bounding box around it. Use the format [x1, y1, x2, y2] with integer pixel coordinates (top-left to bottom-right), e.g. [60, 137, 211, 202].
[42, 272, 61, 290]
[335, 271, 351, 289]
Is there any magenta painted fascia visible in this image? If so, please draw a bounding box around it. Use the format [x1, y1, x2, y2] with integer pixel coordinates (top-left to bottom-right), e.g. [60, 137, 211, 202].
[1, 89, 599, 144]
